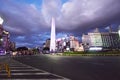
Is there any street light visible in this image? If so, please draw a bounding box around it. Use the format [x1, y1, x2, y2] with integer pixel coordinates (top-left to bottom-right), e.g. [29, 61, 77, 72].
[0, 38, 3, 41]
[0, 17, 4, 25]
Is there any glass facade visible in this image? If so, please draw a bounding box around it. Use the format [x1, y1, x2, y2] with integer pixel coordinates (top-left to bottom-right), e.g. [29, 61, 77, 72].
[82, 31, 120, 50]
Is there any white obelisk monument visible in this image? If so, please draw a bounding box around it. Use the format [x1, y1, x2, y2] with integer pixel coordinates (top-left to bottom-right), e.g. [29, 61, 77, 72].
[50, 17, 56, 52]
[119, 25, 120, 37]
[0, 17, 4, 25]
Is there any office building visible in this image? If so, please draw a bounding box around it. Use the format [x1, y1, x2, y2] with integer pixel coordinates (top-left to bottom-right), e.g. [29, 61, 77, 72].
[82, 27, 120, 51]
[0, 17, 11, 54]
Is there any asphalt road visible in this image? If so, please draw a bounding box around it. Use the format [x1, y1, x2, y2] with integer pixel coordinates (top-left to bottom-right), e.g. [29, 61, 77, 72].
[0, 56, 69, 80]
[13, 54, 120, 80]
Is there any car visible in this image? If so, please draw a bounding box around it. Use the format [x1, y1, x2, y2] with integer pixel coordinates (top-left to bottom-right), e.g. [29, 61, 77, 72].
[0, 49, 6, 55]
[42, 50, 50, 54]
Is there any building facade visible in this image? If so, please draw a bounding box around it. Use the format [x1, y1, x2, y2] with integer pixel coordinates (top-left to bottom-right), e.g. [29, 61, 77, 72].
[0, 24, 10, 54]
[69, 36, 79, 51]
[101, 32, 120, 50]
[82, 34, 91, 50]
[45, 38, 50, 48]
[82, 28, 120, 51]
[55, 35, 80, 52]
[9, 41, 16, 51]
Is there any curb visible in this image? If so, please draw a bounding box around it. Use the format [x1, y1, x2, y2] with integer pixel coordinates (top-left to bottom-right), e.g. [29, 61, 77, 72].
[57, 54, 120, 56]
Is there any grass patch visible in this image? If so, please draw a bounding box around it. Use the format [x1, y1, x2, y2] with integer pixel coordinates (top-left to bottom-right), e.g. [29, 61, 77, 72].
[62, 51, 120, 56]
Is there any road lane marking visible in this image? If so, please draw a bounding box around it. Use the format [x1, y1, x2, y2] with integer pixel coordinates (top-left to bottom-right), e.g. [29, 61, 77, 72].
[0, 73, 51, 75]
[2, 79, 70, 80]
[78, 62, 104, 66]
[0, 59, 70, 80]
[1, 69, 41, 71]
[88, 62, 104, 65]
[12, 60, 70, 80]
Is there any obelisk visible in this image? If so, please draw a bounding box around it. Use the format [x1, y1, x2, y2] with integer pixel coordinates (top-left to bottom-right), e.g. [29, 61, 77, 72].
[118, 25, 120, 37]
[0, 17, 4, 25]
[50, 17, 56, 52]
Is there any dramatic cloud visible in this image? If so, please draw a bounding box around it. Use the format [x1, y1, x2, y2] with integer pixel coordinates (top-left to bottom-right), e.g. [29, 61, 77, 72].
[0, 0, 120, 47]
[41, 0, 61, 24]
[0, 0, 46, 35]
[59, 0, 120, 29]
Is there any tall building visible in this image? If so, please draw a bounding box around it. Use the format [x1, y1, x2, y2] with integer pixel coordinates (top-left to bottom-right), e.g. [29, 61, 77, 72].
[108, 26, 112, 32]
[82, 34, 91, 50]
[101, 32, 120, 49]
[82, 27, 120, 51]
[2, 30, 10, 51]
[45, 38, 50, 48]
[9, 42, 16, 51]
[55, 35, 81, 52]
[88, 32, 103, 47]
[50, 17, 56, 52]
[0, 17, 10, 55]
[69, 36, 79, 51]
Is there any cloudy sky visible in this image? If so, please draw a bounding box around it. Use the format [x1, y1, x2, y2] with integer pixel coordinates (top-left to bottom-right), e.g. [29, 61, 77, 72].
[0, 0, 120, 48]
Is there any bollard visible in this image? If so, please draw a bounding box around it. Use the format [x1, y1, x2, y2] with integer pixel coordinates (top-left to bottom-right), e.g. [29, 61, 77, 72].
[0, 63, 11, 77]
[5, 64, 11, 77]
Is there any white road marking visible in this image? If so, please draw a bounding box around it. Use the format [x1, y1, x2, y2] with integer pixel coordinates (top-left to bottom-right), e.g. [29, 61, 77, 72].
[1, 79, 69, 80]
[1, 69, 46, 72]
[78, 62, 104, 66]
[13, 60, 70, 80]
[0, 73, 51, 75]
[0, 59, 70, 80]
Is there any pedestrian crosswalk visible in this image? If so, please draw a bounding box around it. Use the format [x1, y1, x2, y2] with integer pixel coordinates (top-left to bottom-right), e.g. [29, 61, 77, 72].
[0, 59, 69, 80]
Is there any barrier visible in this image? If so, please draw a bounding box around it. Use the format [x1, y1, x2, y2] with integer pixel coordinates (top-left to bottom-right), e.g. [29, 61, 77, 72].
[0, 63, 11, 77]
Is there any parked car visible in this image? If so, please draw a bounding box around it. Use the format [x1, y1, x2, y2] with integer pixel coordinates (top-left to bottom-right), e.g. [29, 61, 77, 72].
[0, 49, 6, 55]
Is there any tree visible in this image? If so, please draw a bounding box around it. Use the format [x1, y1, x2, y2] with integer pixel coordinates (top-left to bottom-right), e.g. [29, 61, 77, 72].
[17, 47, 28, 51]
